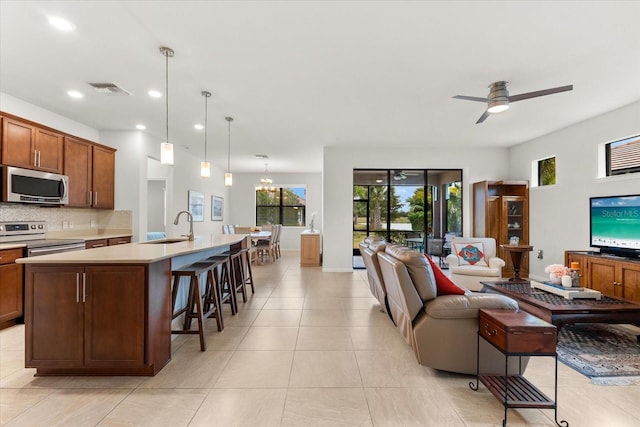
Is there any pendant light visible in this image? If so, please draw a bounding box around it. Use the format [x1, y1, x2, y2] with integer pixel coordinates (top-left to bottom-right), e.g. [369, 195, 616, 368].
[224, 116, 233, 186]
[200, 91, 212, 177]
[160, 46, 174, 165]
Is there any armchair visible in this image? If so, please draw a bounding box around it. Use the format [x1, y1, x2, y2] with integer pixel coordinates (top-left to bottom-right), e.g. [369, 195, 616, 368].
[446, 237, 505, 292]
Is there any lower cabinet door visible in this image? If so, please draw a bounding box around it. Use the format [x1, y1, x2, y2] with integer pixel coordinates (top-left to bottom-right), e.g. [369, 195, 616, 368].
[26, 267, 84, 368]
[84, 266, 145, 367]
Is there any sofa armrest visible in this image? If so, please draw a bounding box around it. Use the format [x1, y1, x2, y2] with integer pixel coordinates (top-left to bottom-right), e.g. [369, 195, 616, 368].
[424, 293, 518, 319]
[446, 253, 459, 267]
[488, 257, 506, 269]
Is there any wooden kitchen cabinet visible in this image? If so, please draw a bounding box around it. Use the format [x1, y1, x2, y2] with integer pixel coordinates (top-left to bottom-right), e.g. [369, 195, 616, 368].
[86, 239, 108, 249]
[1, 117, 63, 173]
[565, 251, 640, 303]
[0, 248, 24, 328]
[64, 136, 115, 209]
[108, 236, 131, 245]
[25, 265, 148, 372]
[473, 181, 529, 278]
[300, 232, 321, 266]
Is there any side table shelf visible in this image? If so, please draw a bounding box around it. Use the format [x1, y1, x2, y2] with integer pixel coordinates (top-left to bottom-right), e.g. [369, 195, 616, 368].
[470, 309, 568, 427]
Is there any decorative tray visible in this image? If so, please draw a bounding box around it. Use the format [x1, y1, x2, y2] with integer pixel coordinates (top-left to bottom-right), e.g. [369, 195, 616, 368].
[530, 280, 602, 300]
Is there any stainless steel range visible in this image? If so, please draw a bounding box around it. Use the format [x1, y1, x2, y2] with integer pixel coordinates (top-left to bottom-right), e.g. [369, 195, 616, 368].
[0, 221, 86, 256]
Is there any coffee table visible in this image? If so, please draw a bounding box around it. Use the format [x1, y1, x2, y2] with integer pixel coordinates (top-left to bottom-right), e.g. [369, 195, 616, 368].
[480, 280, 640, 331]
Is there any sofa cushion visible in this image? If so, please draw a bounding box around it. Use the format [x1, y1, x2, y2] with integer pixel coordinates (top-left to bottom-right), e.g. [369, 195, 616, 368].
[424, 254, 466, 296]
[454, 242, 488, 267]
[385, 245, 437, 301]
[424, 293, 519, 319]
[449, 264, 501, 277]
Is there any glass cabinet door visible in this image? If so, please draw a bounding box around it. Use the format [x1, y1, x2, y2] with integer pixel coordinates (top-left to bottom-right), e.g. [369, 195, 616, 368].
[505, 198, 525, 245]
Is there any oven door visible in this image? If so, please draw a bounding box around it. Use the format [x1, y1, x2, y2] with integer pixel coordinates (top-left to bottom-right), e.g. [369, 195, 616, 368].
[27, 242, 86, 257]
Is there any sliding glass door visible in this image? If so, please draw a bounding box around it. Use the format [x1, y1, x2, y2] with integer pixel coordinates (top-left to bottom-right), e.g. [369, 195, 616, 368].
[353, 169, 462, 264]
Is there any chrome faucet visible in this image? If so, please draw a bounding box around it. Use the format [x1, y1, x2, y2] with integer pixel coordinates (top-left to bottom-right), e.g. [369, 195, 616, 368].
[173, 210, 194, 241]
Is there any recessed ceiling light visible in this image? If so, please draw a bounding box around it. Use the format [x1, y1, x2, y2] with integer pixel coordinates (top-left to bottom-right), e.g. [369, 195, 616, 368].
[255, 154, 269, 159]
[48, 15, 75, 32]
[135, 124, 146, 130]
[67, 90, 84, 99]
[194, 124, 204, 130]
[376, 179, 383, 183]
[148, 90, 162, 98]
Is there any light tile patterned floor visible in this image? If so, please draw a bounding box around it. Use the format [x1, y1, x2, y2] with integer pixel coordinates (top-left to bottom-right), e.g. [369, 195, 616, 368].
[2, 251, 640, 426]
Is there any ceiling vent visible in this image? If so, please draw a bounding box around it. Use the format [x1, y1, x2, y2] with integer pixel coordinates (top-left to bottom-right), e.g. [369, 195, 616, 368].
[88, 82, 130, 96]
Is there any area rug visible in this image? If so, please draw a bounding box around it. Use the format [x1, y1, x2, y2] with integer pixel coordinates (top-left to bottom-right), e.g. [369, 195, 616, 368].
[556, 323, 640, 385]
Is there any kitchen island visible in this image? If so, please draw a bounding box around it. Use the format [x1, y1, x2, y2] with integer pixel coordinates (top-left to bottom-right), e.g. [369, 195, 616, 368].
[16, 234, 247, 376]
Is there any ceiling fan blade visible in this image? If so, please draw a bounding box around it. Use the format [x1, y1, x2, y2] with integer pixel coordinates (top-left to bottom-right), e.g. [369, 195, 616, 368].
[508, 85, 573, 102]
[476, 110, 490, 124]
[453, 95, 488, 103]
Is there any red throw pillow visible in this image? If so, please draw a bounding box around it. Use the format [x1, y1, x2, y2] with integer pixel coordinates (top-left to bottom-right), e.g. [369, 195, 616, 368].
[424, 254, 466, 296]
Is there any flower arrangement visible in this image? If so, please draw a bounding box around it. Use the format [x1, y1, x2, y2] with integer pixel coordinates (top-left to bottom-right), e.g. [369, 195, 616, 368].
[544, 264, 571, 278]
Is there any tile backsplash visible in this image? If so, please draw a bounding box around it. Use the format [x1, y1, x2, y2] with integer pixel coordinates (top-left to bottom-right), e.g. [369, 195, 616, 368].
[0, 204, 131, 232]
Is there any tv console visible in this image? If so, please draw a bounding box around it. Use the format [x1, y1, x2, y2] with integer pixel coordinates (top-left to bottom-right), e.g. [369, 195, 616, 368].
[565, 251, 640, 304]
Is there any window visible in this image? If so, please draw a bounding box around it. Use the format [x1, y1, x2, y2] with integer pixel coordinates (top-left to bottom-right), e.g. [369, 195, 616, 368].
[538, 157, 556, 186]
[255, 186, 306, 226]
[606, 135, 640, 176]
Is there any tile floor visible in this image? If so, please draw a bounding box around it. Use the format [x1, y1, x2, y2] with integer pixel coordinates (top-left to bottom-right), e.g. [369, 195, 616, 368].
[2, 251, 640, 426]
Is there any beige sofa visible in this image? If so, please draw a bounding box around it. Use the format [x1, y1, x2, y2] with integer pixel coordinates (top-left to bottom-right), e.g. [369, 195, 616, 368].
[358, 237, 391, 321]
[377, 244, 527, 375]
[446, 237, 505, 292]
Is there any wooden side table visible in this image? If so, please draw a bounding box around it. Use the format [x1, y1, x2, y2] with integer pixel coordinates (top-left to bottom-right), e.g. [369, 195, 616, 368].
[500, 244, 533, 281]
[470, 309, 568, 427]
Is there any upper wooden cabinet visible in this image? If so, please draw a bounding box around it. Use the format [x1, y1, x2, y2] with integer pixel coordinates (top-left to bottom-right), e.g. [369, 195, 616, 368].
[1, 117, 64, 173]
[64, 136, 115, 209]
[473, 180, 530, 279]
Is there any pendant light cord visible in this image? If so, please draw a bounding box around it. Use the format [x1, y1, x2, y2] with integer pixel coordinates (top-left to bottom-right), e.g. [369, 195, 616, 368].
[204, 94, 208, 161]
[227, 120, 231, 171]
[165, 50, 169, 144]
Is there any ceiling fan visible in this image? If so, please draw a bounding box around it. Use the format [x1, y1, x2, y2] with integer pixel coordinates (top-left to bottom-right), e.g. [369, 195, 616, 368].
[453, 81, 573, 124]
[393, 170, 422, 181]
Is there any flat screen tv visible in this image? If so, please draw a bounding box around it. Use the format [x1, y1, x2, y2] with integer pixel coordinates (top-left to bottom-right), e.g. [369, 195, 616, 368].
[590, 194, 640, 258]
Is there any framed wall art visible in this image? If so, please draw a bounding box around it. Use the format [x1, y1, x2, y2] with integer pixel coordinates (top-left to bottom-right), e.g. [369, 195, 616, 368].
[212, 195, 223, 221]
[188, 190, 205, 222]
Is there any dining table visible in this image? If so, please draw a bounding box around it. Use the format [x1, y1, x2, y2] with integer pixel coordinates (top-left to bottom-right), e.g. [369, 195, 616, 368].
[250, 230, 271, 243]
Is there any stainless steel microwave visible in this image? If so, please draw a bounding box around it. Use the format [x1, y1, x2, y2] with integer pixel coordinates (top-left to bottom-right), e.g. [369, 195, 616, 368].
[1, 166, 69, 205]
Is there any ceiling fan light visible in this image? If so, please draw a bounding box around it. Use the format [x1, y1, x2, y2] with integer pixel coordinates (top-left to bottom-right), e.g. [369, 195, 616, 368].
[487, 102, 509, 113]
[160, 142, 174, 165]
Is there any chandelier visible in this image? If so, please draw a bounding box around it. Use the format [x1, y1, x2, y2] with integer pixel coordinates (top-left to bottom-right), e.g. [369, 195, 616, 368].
[257, 163, 276, 192]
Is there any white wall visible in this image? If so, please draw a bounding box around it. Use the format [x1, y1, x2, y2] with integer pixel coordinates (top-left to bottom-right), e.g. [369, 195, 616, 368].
[1, 92, 99, 141]
[228, 172, 322, 250]
[322, 146, 510, 272]
[100, 130, 230, 242]
[508, 101, 640, 281]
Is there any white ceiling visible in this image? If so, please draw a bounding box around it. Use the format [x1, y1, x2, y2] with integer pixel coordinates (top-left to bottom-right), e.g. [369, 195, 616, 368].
[1, 1, 639, 173]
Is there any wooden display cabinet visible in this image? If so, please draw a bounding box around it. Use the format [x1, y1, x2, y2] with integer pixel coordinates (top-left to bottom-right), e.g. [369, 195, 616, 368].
[473, 181, 529, 279]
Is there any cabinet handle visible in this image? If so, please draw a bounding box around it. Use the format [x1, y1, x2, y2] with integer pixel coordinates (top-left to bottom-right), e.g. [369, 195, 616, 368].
[82, 273, 86, 302]
[92, 244, 105, 248]
[34, 151, 38, 166]
[37, 150, 41, 167]
[76, 273, 80, 303]
[89, 191, 92, 205]
[95, 192, 98, 206]
[484, 324, 497, 336]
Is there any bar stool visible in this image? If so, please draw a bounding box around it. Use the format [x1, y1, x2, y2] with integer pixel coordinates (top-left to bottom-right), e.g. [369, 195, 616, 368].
[171, 261, 222, 351]
[229, 249, 248, 303]
[208, 254, 238, 314]
[238, 247, 255, 295]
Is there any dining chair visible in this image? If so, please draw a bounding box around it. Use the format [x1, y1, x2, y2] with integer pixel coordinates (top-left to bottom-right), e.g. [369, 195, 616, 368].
[256, 225, 277, 263]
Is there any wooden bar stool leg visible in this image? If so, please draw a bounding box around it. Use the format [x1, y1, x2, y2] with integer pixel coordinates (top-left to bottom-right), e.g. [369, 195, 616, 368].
[221, 260, 238, 314]
[183, 274, 197, 330]
[206, 269, 223, 331]
[243, 250, 255, 294]
[191, 275, 206, 351]
[231, 253, 247, 303]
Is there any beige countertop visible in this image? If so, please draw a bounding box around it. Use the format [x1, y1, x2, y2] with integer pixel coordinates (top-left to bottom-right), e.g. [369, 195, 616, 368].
[16, 234, 247, 265]
[0, 229, 133, 251]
